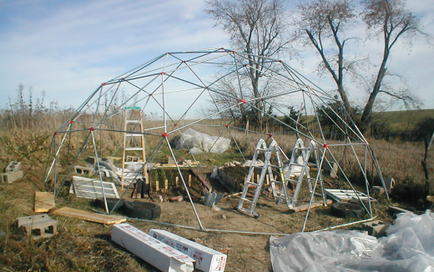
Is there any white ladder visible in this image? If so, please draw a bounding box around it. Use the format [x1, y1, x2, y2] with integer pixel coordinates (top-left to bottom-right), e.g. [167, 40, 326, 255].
[237, 139, 286, 217]
[281, 139, 326, 209]
[121, 107, 147, 188]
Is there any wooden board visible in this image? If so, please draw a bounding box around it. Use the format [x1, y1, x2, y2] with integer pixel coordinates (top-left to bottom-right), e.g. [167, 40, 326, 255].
[388, 206, 413, 215]
[34, 192, 55, 212]
[190, 168, 213, 191]
[215, 168, 240, 193]
[289, 199, 333, 213]
[51, 207, 127, 224]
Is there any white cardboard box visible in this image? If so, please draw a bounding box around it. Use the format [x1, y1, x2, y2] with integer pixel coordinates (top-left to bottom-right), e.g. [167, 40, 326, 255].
[150, 229, 227, 272]
[111, 223, 195, 272]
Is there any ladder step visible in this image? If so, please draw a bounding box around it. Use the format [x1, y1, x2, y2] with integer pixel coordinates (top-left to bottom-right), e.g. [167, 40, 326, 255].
[125, 147, 145, 151]
[124, 161, 143, 164]
[240, 197, 253, 203]
[125, 134, 143, 137]
[126, 120, 141, 123]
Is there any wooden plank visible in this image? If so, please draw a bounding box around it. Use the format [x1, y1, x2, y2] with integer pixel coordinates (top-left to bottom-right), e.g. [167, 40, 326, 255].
[34, 192, 55, 213]
[190, 168, 212, 191]
[216, 168, 240, 193]
[51, 207, 127, 224]
[388, 206, 413, 216]
[289, 199, 333, 213]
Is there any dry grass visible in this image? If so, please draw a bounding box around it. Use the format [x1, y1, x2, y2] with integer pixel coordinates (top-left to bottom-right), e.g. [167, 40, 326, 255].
[0, 112, 433, 271]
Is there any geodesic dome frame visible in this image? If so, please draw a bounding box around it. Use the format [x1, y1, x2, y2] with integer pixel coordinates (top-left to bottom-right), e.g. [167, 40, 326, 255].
[44, 48, 388, 233]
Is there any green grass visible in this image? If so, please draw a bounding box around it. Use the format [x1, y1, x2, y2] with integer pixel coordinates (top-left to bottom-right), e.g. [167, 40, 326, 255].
[371, 109, 434, 133]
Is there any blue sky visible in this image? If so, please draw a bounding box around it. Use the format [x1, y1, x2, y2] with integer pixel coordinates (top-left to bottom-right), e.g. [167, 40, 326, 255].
[1, 0, 433, 111]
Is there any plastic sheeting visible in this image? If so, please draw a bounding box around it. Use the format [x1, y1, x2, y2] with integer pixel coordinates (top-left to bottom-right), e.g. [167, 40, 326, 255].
[270, 210, 434, 272]
[175, 128, 231, 154]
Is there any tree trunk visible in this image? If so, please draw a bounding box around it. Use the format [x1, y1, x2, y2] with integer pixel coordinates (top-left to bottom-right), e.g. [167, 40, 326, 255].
[360, 44, 390, 134]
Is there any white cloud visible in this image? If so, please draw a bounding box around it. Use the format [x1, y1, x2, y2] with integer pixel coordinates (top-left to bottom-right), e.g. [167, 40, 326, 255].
[0, 0, 432, 112]
[0, 0, 229, 108]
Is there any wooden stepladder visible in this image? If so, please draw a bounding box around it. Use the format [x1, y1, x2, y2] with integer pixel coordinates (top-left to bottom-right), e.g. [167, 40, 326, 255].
[237, 139, 286, 217]
[121, 107, 147, 188]
[280, 139, 327, 209]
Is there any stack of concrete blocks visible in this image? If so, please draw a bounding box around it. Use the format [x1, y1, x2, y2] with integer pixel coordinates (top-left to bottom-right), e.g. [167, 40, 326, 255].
[362, 220, 390, 237]
[1, 161, 23, 183]
[17, 214, 58, 239]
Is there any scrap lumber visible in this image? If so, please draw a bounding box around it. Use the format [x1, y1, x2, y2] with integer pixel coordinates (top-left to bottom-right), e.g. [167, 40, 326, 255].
[388, 206, 414, 217]
[213, 167, 240, 193]
[51, 207, 127, 224]
[289, 199, 333, 213]
[190, 168, 212, 192]
[34, 192, 55, 213]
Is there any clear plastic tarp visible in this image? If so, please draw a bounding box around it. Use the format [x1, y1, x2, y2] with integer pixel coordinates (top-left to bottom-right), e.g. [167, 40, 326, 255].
[175, 128, 231, 154]
[270, 210, 434, 272]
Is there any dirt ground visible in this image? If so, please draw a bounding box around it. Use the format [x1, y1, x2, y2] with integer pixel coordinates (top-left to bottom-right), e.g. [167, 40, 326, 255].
[1, 165, 393, 272]
[96, 165, 390, 272]
[113, 190, 387, 272]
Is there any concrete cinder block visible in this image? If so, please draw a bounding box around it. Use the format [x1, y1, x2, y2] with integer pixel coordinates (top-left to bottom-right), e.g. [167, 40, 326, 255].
[0, 171, 23, 183]
[5, 161, 21, 172]
[17, 214, 58, 239]
[126, 155, 139, 162]
[74, 165, 95, 176]
[85, 156, 98, 164]
[323, 162, 338, 178]
[363, 220, 389, 237]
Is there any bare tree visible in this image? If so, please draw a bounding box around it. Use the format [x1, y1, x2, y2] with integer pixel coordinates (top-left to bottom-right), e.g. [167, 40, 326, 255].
[361, 0, 424, 128]
[296, 0, 357, 116]
[205, 0, 291, 129]
[296, 0, 425, 133]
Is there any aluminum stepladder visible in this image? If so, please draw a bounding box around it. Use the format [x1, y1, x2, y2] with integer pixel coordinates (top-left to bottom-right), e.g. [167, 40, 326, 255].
[237, 139, 286, 217]
[273, 139, 327, 209]
[121, 107, 148, 189]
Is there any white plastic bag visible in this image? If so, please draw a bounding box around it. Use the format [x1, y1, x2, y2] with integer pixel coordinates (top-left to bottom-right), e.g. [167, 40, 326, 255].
[270, 210, 434, 272]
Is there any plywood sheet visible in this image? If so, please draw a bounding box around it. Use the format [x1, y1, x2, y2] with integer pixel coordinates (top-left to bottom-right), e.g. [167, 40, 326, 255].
[52, 207, 127, 224]
[34, 192, 55, 212]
